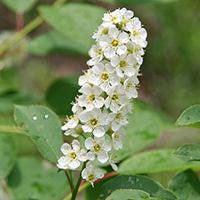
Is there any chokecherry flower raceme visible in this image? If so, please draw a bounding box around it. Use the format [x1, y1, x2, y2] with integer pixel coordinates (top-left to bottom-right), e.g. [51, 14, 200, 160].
[57, 7, 147, 187]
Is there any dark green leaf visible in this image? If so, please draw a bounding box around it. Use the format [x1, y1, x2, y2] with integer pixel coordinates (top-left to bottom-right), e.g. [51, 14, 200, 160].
[99, 0, 179, 5]
[106, 189, 165, 200]
[45, 75, 79, 116]
[174, 144, 200, 162]
[119, 149, 200, 174]
[116, 111, 162, 161]
[98, 175, 176, 200]
[0, 133, 16, 178]
[168, 169, 200, 200]
[14, 105, 63, 163]
[39, 3, 106, 51]
[1, 0, 38, 13]
[175, 105, 200, 129]
[8, 157, 69, 200]
[28, 30, 88, 56]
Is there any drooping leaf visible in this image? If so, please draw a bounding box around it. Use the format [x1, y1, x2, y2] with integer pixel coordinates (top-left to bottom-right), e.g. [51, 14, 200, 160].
[0, 133, 16, 178]
[1, 0, 38, 13]
[39, 3, 106, 51]
[45, 75, 80, 116]
[119, 149, 200, 174]
[174, 144, 200, 162]
[14, 105, 63, 163]
[99, 0, 179, 5]
[168, 169, 200, 200]
[106, 189, 165, 200]
[98, 175, 177, 200]
[8, 157, 69, 200]
[175, 105, 200, 129]
[116, 111, 162, 161]
[28, 30, 88, 56]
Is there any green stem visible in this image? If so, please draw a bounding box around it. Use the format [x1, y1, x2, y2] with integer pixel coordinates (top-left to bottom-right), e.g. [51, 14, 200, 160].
[64, 170, 74, 194]
[71, 163, 86, 200]
[0, 125, 23, 134]
[0, 0, 67, 56]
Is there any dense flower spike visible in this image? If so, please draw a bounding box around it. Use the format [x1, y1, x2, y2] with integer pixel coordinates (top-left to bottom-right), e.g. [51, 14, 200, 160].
[57, 7, 147, 186]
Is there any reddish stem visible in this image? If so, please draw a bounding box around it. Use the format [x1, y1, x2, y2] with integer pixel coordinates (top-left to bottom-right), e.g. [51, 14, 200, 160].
[64, 170, 74, 193]
[16, 12, 24, 32]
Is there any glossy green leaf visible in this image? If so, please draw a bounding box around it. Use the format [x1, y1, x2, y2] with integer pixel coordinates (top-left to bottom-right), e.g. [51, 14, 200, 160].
[28, 30, 88, 56]
[174, 144, 200, 162]
[8, 157, 69, 200]
[1, 0, 38, 13]
[168, 169, 200, 200]
[14, 105, 63, 163]
[99, 0, 179, 5]
[175, 105, 200, 129]
[0, 133, 16, 178]
[119, 149, 200, 174]
[106, 189, 164, 200]
[116, 111, 162, 161]
[98, 175, 176, 200]
[39, 3, 106, 51]
[45, 75, 79, 116]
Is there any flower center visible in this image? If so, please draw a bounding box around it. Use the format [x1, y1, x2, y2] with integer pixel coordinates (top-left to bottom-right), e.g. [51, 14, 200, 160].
[116, 112, 122, 120]
[112, 93, 119, 101]
[88, 174, 95, 182]
[94, 144, 101, 152]
[111, 39, 119, 47]
[69, 152, 77, 160]
[102, 27, 108, 35]
[90, 118, 98, 127]
[101, 72, 109, 81]
[120, 60, 128, 68]
[88, 94, 96, 102]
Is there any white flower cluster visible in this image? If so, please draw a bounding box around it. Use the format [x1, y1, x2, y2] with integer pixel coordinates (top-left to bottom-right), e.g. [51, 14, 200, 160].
[57, 7, 147, 186]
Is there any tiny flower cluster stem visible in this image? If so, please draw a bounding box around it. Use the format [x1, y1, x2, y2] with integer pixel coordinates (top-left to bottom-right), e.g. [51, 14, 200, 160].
[57, 7, 147, 199]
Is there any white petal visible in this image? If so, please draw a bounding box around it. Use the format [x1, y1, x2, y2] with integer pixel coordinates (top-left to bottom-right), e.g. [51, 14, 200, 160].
[117, 45, 127, 55]
[82, 125, 92, 133]
[86, 151, 95, 161]
[104, 47, 115, 59]
[94, 97, 104, 108]
[93, 126, 105, 137]
[94, 168, 104, 179]
[111, 121, 120, 132]
[102, 140, 112, 151]
[111, 54, 119, 67]
[69, 160, 80, 170]
[72, 140, 80, 152]
[85, 137, 94, 149]
[97, 151, 108, 163]
[79, 110, 90, 122]
[61, 143, 71, 155]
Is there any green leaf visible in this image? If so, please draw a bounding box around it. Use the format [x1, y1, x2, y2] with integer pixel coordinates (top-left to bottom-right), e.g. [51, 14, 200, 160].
[14, 105, 63, 163]
[1, 0, 38, 13]
[116, 111, 162, 161]
[98, 175, 176, 200]
[106, 189, 165, 200]
[45, 75, 79, 116]
[174, 144, 200, 162]
[175, 105, 200, 129]
[119, 149, 200, 174]
[8, 157, 69, 200]
[39, 3, 106, 51]
[28, 30, 88, 56]
[99, 0, 179, 5]
[133, 99, 175, 130]
[0, 133, 16, 178]
[168, 169, 200, 200]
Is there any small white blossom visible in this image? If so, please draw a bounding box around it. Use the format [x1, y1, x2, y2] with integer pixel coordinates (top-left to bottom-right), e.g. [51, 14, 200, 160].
[57, 140, 87, 170]
[81, 162, 104, 187]
[112, 127, 126, 150]
[85, 136, 112, 163]
[64, 124, 83, 138]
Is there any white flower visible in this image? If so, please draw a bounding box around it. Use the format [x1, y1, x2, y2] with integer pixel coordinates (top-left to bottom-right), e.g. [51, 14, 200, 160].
[64, 124, 83, 138]
[124, 76, 139, 99]
[98, 26, 129, 59]
[126, 17, 147, 48]
[111, 54, 137, 78]
[112, 127, 126, 150]
[105, 85, 129, 112]
[85, 136, 112, 163]
[87, 44, 104, 66]
[81, 162, 104, 187]
[78, 69, 93, 86]
[57, 140, 87, 170]
[108, 151, 118, 171]
[88, 62, 120, 92]
[78, 84, 104, 111]
[78, 108, 108, 137]
[108, 107, 129, 132]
